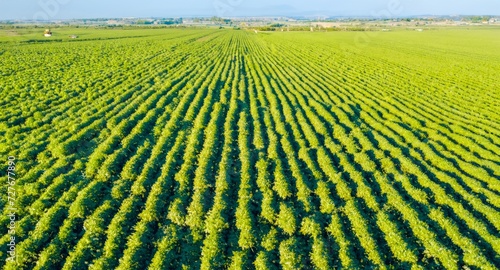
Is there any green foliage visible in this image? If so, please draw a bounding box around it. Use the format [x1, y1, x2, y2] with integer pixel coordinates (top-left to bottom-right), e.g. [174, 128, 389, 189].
[277, 202, 297, 235]
[1, 27, 499, 270]
[279, 238, 304, 270]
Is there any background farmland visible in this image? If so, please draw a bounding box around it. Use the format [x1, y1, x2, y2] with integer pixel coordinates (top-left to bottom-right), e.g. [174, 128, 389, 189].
[1, 27, 499, 269]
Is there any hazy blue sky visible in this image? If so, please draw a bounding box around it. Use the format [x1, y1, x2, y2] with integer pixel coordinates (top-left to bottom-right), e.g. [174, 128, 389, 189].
[1, 0, 499, 20]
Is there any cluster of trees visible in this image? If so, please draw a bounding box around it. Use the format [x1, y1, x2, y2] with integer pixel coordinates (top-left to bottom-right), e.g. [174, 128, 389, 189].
[135, 18, 183, 25]
[463, 16, 494, 22]
[190, 17, 232, 24]
[253, 25, 375, 32]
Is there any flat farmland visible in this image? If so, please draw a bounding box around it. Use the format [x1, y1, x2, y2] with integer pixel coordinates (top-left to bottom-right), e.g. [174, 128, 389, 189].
[1, 27, 499, 269]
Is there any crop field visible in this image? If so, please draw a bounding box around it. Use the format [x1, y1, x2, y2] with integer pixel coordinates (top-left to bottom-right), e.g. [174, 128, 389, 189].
[1, 27, 500, 269]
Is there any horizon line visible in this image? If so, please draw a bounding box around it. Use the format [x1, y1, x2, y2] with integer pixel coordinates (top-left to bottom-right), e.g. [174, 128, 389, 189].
[1, 14, 499, 22]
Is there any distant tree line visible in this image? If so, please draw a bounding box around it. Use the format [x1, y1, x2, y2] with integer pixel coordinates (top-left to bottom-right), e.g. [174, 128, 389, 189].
[135, 18, 183, 25]
[252, 25, 375, 32]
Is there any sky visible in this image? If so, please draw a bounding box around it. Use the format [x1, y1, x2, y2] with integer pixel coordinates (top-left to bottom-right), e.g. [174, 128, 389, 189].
[0, 0, 499, 20]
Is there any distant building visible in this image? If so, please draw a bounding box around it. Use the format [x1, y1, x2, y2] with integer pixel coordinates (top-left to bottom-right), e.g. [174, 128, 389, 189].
[44, 29, 52, 37]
